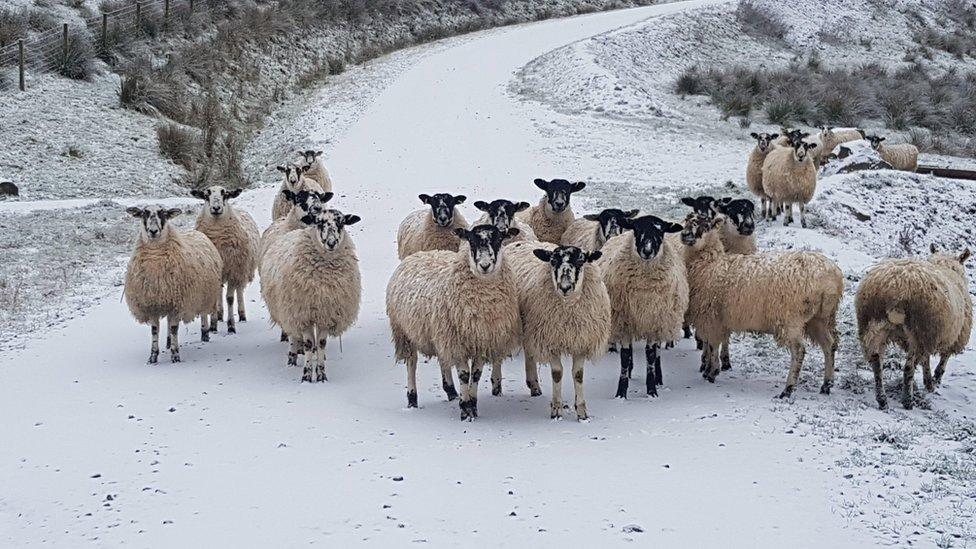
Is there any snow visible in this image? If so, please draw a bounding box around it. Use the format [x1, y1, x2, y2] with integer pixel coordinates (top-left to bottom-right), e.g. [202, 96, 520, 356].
[3, 0, 976, 546]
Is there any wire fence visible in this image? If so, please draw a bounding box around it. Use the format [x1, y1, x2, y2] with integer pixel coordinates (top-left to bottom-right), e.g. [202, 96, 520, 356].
[0, 0, 197, 91]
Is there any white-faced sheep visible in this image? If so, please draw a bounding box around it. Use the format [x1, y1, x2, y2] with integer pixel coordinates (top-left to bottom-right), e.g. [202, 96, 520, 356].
[762, 139, 818, 227]
[124, 205, 223, 363]
[596, 215, 688, 398]
[813, 126, 863, 165]
[506, 242, 610, 420]
[516, 179, 585, 244]
[746, 132, 779, 219]
[856, 245, 972, 410]
[561, 208, 640, 251]
[295, 149, 334, 193]
[191, 186, 260, 334]
[260, 208, 362, 383]
[396, 193, 469, 259]
[272, 164, 325, 221]
[386, 225, 522, 420]
[473, 199, 537, 243]
[680, 212, 843, 398]
[865, 135, 919, 172]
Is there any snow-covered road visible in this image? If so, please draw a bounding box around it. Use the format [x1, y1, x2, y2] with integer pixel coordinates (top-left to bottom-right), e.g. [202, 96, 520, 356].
[0, 2, 894, 546]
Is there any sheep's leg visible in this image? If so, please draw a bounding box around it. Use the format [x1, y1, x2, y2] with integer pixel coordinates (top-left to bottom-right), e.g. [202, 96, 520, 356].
[405, 352, 418, 408]
[869, 354, 887, 409]
[457, 361, 474, 421]
[169, 322, 181, 363]
[683, 324, 692, 339]
[287, 337, 301, 366]
[226, 287, 237, 334]
[922, 355, 935, 392]
[902, 354, 919, 409]
[280, 330, 289, 342]
[655, 344, 663, 386]
[200, 314, 210, 342]
[783, 203, 793, 226]
[301, 329, 315, 383]
[440, 360, 459, 401]
[933, 354, 950, 388]
[644, 343, 659, 397]
[572, 356, 587, 421]
[695, 335, 704, 351]
[760, 197, 768, 220]
[819, 334, 836, 396]
[704, 343, 721, 383]
[615, 342, 633, 399]
[700, 344, 710, 374]
[720, 339, 731, 371]
[236, 286, 246, 322]
[491, 360, 503, 396]
[148, 319, 160, 364]
[315, 334, 327, 382]
[779, 342, 806, 399]
[799, 203, 807, 229]
[524, 353, 542, 397]
[550, 355, 564, 420]
[216, 284, 224, 323]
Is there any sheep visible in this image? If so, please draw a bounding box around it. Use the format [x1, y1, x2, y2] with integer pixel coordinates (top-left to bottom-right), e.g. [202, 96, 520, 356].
[855, 245, 972, 410]
[124, 205, 223, 364]
[295, 149, 334, 193]
[713, 197, 757, 255]
[680, 211, 843, 398]
[505, 241, 610, 420]
[813, 126, 863, 164]
[746, 132, 779, 219]
[473, 199, 537, 243]
[386, 225, 522, 419]
[515, 178, 585, 244]
[762, 139, 818, 227]
[272, 164, 325, 221]
[773, 128, 807, 148]
[561, 208, 640, 251]
[864, 135, 919, 172]
[260, 208, 362, 383]
[396, 193, 468, 259]
[191, 186, 260, 334]
[595, 215, 688, 398]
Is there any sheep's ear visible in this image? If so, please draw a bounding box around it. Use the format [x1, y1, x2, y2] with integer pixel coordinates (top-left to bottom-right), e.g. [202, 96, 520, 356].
[534, 178, 549, 191]
[857, 129, 866, 138]
[299, 164, 310, 173]
[570, 182, 586, 193]
[453, 228, 469, 240]
[583, 213, 600, 221]
[504, 228, 520, 241]
[474, 201, 490, 211]
[770, 133, 779, 140]
[418, 194, 431, 204]
[282, 189, 297, 202]
[126, 206, 144, 218]
[624, 209, 640, 218]
[276, 165, 289, 173]
[225, 188, 243, 199]
[515, 201, 531, 212]
[930, 243, 938, 254]
[300, 214, 316, 225]
[314, 150, 324, 158]
[586, 250, 603, 263]
[879, 136, 886, 142]
[749, 132, 759, 139]
[532, 249, 552, 262]
[680, 197, 696, 208]
[343, 214, 361, 226]
[805, 142, 818, 150]
[663, 222, 684, 234]
[454, 195, 466, 204]
[718, 197, 733, 205]
[164, 208, 183, 219]
[190, 189, 208, 200]
[960, 249, 972, 263]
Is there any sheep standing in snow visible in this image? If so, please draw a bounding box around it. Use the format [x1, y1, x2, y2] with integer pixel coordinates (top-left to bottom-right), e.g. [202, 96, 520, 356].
[506, 242, 610, 420]
[680, 212, 843, 397]
[386, 225, 522, 419]
[746, 132, 779, 219]
[762, 139, 818, 227]
[596, 215, 688, 398]
[473, 199, 536, 243]
[295, 150, 334, 193]
[865, 135, 919, 172]
[397, 193, 468, 259]
[856, 245, 972, 409]
[561, 208, 640, 252]
[713, 197, 757, 255]
[272, 164, 325, 221]
[124, 206, 223, 363]
[191, 186, 260, 334]
[260, 208, 362, 382]
[516, 178, 585, 244]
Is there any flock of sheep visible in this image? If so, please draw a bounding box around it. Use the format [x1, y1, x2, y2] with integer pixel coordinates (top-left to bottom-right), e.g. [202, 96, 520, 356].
[122, 131, 969, 421]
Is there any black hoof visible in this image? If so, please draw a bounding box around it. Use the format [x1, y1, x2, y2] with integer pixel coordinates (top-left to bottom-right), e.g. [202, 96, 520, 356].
[407, 390, 418, 408]
[280, 333, 289, 342]
[228, 326, 236, 334]
[201, 332, 210, 343]
[615, 378, 629, 399]
[287, 353, 297, 366]
[316, 372, 327, 383]
[901, 398, 913, 410]
[704, 371, 716, 383]
[444, 385, 459, 401]
[171, 354, 181, 363]
[148, 352, 158, 364]
[492, 385, 502, 397]
[301, 374, 313, 383]
[239, 315, 247, 322]
[778, 385, 795, 399]
[647, 388, 658, 398]
[820, 381, 833, 395]
[877, 398, 888, 410]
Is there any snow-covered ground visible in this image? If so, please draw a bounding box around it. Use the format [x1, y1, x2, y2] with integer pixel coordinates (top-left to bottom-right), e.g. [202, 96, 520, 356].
[3, 1, 976, 546]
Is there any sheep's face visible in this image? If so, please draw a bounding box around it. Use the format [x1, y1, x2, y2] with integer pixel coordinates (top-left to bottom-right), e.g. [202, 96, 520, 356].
[455, 225, 519, 276]
[866, 135, 885, 150]
[583, 208, 640, 243]
[792, 141, 817, 162]
[301, 209, 360, 251]
[750, 132, 779, 153]
[534, 178, 585, 214]
[624, 215, 683, 260]
[818, 126, 835, 140]
[715, 198, 756, 236]
[680, 211, 722, 248]
[283, 189, 334, 216]
[680, 196, 718, 218]
[420, 193, 465, 228]
[191, 186, 243, 217]
[782, 129, 808, 147]
[127, 205, 182, 241]
[928, 244, 971, 278]
[296, 150, 324, 171]
[533, 246, 601, 297]
[474, 199, 530, 232]
[276, 164, 308, 189]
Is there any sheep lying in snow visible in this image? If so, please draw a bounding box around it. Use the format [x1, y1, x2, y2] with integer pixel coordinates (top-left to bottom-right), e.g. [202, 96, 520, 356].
[865, 135, 919, 172]
[295, 150, 334, 193]
[856, 245, 972, 409]
[516, 178, 585, 244]
[124, 206, 223, 363]
[386, 225, 522, 419]
[397, 193, 468, 259]
[762, 139, 818, 227]
[596, 215, 688, 398]
[680, 212, 843, 397]
[260, 208, 362, 382]
[506, 242, 610, 420]
[473, 199, 536, 243]
[812, 126, 863, 165]
[191, 186, 260, 334]
[272, 164, 325, 221]
[746, 132, 779, 219]
[561, 208, 640, 251]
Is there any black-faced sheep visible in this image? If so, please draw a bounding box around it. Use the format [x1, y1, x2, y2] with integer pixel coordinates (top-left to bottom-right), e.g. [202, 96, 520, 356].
[397, 193, 469, 259]
[864, 135, 919, 172]
[762, 140, 818, 227]
[516, 179, 585, 244]
[561, 208, 640, 252]
[473, 199, 536, 243]
[295, 149, 334, 193]
[272, 164, 325, 221]
[746, 132, 779, 219]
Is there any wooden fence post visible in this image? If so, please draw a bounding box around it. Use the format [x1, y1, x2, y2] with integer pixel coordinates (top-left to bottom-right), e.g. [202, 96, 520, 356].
[101, 13, 107, 51]
[18, 39, 25, 91]
[62, 23, 69, 66]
